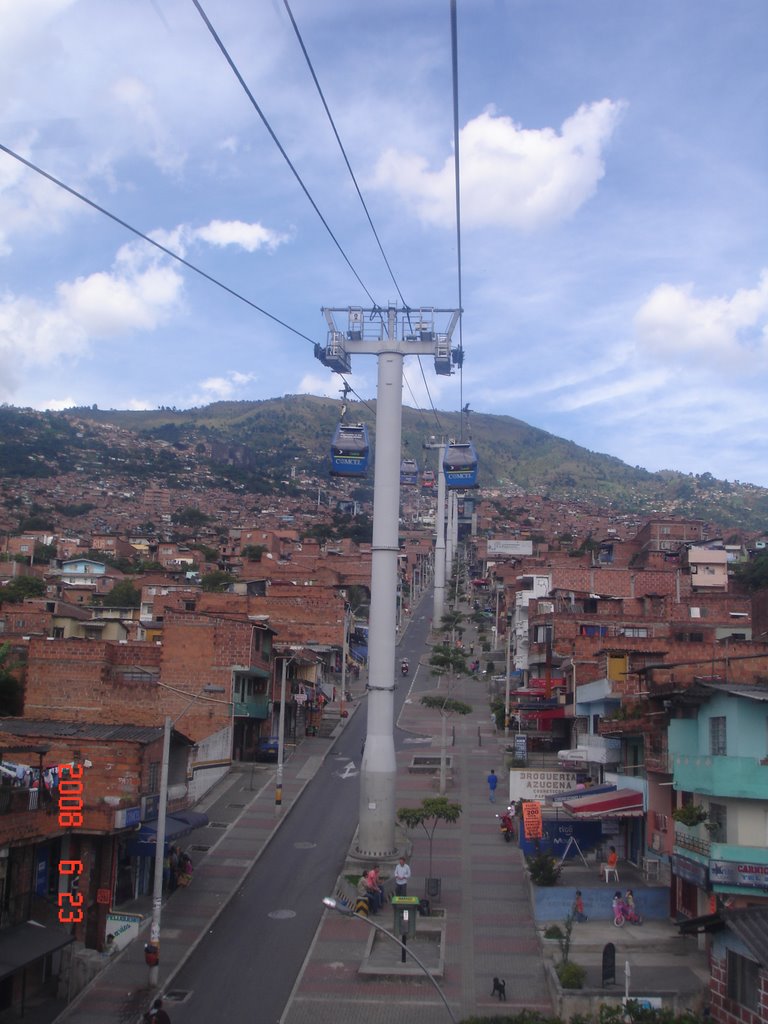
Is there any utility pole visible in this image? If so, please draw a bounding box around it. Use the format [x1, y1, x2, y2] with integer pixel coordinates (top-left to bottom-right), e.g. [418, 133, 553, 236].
[424, 438, 447, 629]
[316, 306, 460, 857]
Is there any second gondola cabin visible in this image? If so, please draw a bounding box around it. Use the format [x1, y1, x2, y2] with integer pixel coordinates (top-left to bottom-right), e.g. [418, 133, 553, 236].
[329, 423, 370, 477]
[443, 441, 478, 489]
[400, 458, 419, 487]
[421, 468, 435, 489]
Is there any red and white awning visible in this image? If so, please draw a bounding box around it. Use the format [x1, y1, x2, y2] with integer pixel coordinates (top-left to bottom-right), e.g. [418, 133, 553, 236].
[562, 788, 644, 818]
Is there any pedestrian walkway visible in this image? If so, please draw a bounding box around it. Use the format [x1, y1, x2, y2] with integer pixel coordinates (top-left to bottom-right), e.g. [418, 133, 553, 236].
[282, 666, 555, 1024]
[43, 601, 708, 1024]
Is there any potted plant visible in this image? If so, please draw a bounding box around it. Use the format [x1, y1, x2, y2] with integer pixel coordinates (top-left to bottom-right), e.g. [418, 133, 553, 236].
[672, 803, 708, 827]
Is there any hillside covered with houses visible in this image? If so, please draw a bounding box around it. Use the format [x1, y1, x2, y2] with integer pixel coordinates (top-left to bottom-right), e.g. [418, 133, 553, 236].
[1, 405, 768, 1020]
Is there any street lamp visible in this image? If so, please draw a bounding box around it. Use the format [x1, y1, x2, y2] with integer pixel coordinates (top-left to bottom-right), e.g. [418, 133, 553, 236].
[321, 897, 457, 1024]
[148, 686, 227, 987]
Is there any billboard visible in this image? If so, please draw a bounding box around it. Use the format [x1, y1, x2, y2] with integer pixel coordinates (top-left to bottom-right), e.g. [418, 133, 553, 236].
[487, 540, 534, 556]
[509, 769, 578, 802]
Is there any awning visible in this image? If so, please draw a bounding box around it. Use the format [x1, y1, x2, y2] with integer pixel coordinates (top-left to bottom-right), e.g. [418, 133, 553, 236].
[0, 921, 74, 981]
[546, 783, 616, 804]
[125, 809, 209, 857]
[562, 787, 644, 818]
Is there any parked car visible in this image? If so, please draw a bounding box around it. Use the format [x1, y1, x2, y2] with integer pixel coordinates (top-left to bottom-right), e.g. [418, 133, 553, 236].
[255, 736, 280, 761]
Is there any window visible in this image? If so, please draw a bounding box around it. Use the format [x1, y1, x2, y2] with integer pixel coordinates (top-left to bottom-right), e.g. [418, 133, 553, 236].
[708, 802, 727, 840]
[710, 716, 727, 756]
[623, 627, 649, 638]
[727, 950, 759, 1011]
[149, 761, 159, 793]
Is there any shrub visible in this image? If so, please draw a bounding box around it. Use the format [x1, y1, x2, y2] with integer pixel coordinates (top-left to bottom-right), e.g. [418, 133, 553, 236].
[543, 924, 563, 939]
[556, 960, 586, 989]
[527, 848, 561, 886]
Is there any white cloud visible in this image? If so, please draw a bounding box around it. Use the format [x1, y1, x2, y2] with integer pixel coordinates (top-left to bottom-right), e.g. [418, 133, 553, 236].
[42, 396, 76, 411]
[372, 99, 626, 230]
[0, 249, 184, 401]
[634, 271, 768, 364]
[194, 371, 258, 402]
[194, 219, 291, 253]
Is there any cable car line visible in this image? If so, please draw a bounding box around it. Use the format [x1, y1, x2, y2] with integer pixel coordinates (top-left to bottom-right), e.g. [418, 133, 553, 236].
[191, 0, 382, 311]
[450, 0, 466, 433]
[282, 0, 410, 311]
[0, 142, 316, 348]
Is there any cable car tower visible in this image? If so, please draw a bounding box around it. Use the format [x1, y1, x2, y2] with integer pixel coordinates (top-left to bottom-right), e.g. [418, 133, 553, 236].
[316, 303, 461, 858]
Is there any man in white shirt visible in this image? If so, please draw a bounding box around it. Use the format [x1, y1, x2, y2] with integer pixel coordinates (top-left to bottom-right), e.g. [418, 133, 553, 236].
[394, 856, 411, 896]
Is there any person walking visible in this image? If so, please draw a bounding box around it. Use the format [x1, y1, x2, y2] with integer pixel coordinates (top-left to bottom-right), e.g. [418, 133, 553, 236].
[394, 856, 411, 897]
[143, 997, 171, 1023]
[572, 890, 588, 922]
[487, 769, 498, 803]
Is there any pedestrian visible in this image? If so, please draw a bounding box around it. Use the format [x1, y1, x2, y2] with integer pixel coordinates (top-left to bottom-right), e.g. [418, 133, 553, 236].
[143, 997, 171, 1023]
[572, 890, 588, 922]
[394, 856, 411, 897]
[168, 845, 179, 892]
[366, 865, 384, 911]
[487, 769, 498, 803]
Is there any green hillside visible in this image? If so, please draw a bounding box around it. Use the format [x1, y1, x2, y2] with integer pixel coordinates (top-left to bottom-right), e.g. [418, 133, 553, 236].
[1, 398, 767, 531]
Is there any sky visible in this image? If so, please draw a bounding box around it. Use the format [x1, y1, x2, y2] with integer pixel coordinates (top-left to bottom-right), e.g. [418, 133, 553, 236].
[1, 0, 768, 486]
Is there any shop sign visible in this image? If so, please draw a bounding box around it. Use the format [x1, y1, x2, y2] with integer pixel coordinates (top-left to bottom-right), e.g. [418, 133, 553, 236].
[671, 854, 708, 887]
[710, 860, 768, 888]
[509, 769, 577, 802]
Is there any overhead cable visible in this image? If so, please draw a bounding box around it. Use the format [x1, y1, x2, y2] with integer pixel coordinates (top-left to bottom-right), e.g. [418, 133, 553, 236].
[0, 142, 316, 347]
[191, 0, 380, 309]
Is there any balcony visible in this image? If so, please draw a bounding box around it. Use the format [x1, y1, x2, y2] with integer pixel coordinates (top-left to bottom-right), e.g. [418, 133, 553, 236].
[598, 713, 647, 737]
[233, 695, 270, 718]
[673, 823, 711, 858]
[670, 753, 768, 800]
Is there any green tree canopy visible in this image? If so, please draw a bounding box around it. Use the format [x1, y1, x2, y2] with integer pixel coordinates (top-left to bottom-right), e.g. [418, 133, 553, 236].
[0, 642, 23, 716]
[95, 580, 141, 608]
[396, 797, 462, 879]
[733, 551, 768, 591]
[0, 576, 46, 603]
[201, 570, 234, 593]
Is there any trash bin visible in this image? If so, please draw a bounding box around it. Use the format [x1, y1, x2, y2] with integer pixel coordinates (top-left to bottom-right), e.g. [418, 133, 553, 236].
[418, 898, 431, 917]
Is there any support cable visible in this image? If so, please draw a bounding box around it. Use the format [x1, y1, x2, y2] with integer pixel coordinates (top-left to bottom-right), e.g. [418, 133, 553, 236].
[192, 0, 380, 309]
[0, 142, 316, 347]
[450, 0, 466, 436]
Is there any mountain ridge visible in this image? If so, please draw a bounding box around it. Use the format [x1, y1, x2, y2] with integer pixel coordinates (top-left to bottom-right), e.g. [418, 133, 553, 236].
[1, 397, 766, 531]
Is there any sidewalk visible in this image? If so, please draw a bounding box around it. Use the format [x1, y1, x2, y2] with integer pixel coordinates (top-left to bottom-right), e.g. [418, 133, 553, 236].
[46, 605, 708, 1024]
[51, 730, 342, 1024]
[282, 656, 709, 1024]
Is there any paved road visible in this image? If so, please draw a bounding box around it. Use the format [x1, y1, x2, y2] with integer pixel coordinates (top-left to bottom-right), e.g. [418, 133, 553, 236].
[169, 612, 432, 1023]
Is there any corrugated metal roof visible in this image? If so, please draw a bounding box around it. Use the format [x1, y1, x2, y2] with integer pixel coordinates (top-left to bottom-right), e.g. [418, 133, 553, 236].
[0, 720, 167, 744]
[702, 683, 768, 702]
[723, 907, 768, 966]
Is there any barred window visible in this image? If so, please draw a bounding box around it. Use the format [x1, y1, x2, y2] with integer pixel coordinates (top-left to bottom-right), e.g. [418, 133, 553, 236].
[709, 716, 727, 756]
[727, 950, 759, 1011]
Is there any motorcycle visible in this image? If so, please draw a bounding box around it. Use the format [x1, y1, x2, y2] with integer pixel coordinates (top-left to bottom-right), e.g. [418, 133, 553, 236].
[497, 806, 516, 842]
[612, 898, 643, 926]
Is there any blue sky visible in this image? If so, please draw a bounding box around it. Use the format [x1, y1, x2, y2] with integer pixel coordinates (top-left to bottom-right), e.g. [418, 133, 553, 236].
[2, 1, 768, 485]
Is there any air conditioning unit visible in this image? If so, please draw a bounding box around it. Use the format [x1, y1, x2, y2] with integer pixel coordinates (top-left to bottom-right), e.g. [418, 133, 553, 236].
[651, 831, 662, 852]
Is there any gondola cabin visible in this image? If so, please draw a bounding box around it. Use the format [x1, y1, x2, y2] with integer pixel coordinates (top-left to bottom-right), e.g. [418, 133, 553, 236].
[421, 468, 436, 489]
[400, 458, 419, 487]
[330, 423, 370, 477]
[443, 441, 478, 489]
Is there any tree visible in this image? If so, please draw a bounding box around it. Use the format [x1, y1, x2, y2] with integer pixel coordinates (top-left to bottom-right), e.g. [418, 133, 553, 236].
[201, 570, 234, 593]
[396, 797, 461, 882]
[241, 544, 268, 562]
[0, 576, 46, 603]
[0, 642, 23, 716]
[96, 580, 141, 608]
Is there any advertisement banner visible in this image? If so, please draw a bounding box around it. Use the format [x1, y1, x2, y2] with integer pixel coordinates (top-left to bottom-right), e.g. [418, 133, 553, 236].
[522, 801, 543, 839]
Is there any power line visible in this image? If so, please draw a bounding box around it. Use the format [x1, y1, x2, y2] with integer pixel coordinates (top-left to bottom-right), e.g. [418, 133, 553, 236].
[282, 0, 410, 311]
[450, 0, 466, 435]
[0, 142, 316, 347]
[191, 0, 381, 310]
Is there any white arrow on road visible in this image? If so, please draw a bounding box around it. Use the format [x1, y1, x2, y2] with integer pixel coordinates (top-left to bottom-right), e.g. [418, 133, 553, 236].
[339, 761, 359, 779]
